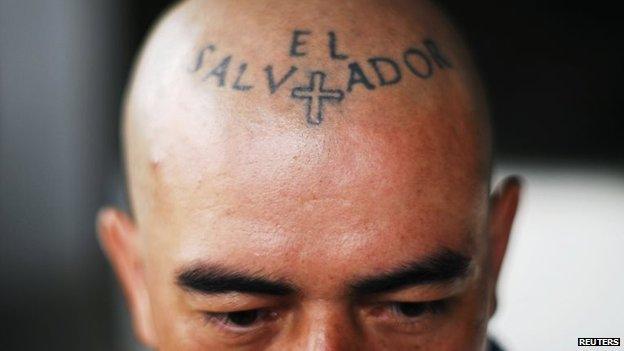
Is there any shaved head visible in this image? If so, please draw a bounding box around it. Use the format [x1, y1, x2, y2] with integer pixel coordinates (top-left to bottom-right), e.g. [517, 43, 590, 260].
[123, 0, 491, 220]
[99, 1, 519, 350]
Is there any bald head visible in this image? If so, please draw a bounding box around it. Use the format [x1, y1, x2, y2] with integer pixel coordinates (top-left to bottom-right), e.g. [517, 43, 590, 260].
[123, 0, 491, 222]
[99, 1, 520, 350]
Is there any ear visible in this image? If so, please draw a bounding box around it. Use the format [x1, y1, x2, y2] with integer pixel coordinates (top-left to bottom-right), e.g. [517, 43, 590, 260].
[487, 176, 522, 317]
[97, 208, 157, 347]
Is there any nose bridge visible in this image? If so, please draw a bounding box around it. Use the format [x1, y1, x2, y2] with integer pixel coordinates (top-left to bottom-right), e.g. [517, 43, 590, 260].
[301, 302, 362, 351]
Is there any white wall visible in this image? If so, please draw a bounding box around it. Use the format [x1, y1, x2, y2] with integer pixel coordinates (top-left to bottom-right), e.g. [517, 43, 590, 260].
[490, 164, 624, 350]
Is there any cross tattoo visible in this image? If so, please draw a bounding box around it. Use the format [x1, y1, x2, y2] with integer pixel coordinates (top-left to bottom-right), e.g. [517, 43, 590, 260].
[291, 71, 345, 125]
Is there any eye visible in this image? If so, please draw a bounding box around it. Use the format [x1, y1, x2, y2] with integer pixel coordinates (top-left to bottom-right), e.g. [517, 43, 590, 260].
[367, 299, 452, 333]
[392, 302, 427, 318]
[224, 310, 262, 326]
[390, 300, 448, 320]
[205, 309, 276, 332]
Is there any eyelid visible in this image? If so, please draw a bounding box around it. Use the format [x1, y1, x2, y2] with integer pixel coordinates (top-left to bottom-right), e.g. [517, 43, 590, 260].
[186, 292, 287, 313]
[390, 299, 450, 317]
[361, 298, 452, 336]
[372, 281, 465, 303]
[203, 308, 281, 335]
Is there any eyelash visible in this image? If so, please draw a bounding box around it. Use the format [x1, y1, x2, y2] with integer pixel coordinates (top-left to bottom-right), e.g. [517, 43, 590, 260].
[204, 309, 276, 333]
[387, 299, 450, 321]
[203, 299, 450, 334]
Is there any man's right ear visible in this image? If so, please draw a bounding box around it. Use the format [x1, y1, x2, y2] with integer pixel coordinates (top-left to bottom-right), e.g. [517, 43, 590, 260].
[97, 208, 157, 347]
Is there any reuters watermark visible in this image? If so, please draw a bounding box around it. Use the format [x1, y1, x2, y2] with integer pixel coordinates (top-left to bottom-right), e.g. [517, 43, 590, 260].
[578, 338, 621, 347]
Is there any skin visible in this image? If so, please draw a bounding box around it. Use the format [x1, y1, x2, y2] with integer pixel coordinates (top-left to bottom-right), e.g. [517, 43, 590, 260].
[97, 0, 521, 350]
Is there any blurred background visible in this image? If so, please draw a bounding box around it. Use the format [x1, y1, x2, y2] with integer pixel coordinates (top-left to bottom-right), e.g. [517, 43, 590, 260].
[0, 0, 622, 350]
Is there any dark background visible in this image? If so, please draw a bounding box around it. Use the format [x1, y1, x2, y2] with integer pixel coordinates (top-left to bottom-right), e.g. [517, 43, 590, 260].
[0, 0, 621, 350]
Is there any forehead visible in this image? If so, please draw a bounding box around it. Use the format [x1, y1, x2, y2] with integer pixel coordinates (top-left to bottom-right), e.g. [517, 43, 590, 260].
[138, 109, 488, 276]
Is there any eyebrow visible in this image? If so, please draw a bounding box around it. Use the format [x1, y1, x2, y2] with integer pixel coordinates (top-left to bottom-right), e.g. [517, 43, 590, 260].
[349, 248, 472, 295]
[176, 248, 471, 297]
[176, 265, 296, 296]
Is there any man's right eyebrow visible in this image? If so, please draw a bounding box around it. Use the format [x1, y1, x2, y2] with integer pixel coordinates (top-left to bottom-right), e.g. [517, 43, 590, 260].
[175, 264, 297, 296]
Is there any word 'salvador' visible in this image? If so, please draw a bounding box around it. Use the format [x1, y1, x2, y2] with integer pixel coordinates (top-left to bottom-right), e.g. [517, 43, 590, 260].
[190, 30, 453, 125]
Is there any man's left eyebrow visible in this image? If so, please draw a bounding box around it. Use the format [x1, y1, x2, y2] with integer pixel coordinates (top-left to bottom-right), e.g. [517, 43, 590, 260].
[349, 248, 472, 296]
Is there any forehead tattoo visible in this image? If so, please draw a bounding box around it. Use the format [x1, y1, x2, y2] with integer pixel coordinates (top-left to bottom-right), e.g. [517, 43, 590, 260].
[189, 30, 453, 125]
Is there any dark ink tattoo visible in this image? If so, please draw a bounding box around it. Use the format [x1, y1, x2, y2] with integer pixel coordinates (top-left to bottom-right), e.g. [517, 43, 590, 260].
[232, 63, 253, 91]
[328, 31, 349, 60]
[290, 30, 311, 57]
[291, 71, 344, 125]
[264, 65, 299, 94]
[204, 55, 232, 86]
[424, 39, 452, 69]
[368, 57, 402, 86]
[403, 48, 433, 79]
[189, 44, 216, 72]
[190, 32, 453, 124]
[347, 62, 376, 92]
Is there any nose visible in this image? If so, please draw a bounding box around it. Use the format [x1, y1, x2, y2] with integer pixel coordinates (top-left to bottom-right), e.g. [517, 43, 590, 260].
[298, 303, 363, 351]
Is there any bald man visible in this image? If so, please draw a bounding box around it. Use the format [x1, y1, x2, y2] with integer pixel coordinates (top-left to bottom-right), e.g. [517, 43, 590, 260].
[97, 0, 520, 350]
